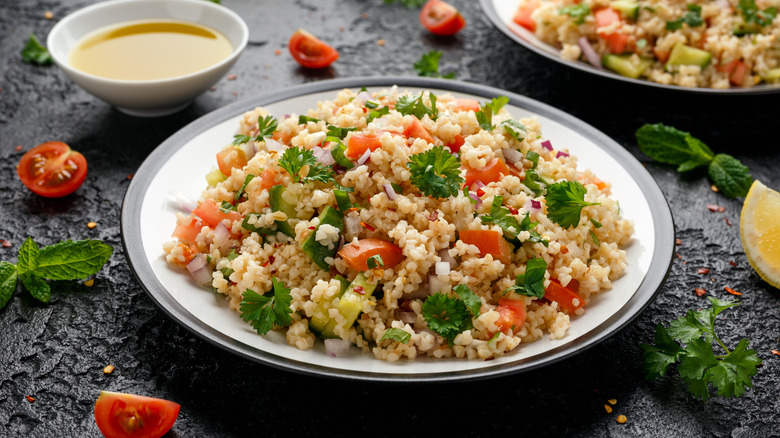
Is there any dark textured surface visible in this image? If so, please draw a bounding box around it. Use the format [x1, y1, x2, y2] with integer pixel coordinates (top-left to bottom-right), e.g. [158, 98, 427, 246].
[1, 0, 779, 436]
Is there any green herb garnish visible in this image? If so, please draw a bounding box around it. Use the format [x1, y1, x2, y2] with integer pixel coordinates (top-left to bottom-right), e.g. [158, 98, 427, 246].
[737, 0, 777, 28]
[367, 254, 385, 269]
[641, 297, 762, 401]
[475, 96, 509, 132]
[505, 257, 547, 299]
[635, 123, 753, 198]
[453, 284, 482, 317]
[396, 92, 439, 120]
[559, 4, 592, 24]
[326, 125, 357, 140]
[413, 50, 456, 79]
[239, 277, 294, 335]
[380, 327, 412, 344]
[501, 120, 527, 142]
[233, 115, 279, 145]
[545, 180, 600, 229]
[479, 196, 548, 245]
[326, 136, 356, 170]
[298, 115, 320, 124]
[366, 106, 390, 123]
[234, 174, 255, 201]
[666, 4, 704, 30]
[22, 34, 53, 65]
[407, 145, 464, 199]
[421, 292, 473, 346]
[277, 146, 335, 185]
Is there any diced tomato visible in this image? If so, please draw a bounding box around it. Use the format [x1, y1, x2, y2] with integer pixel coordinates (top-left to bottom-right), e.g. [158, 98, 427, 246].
[272, 130, 293, 144]
[595, 7, 621, 28]
[513, 0, 540, 32]
[94, 391, 180, 438]
[463, 157, 511, 188]
[544, 279, 585, 314]
[595, 8, 628, 53]
[593, 176, 607, 191]
[605, 33, 629, 53]
[653, 47, 670, 63]
[451, 98, 480, 112]
[717, 60, 748, 86]
[420, 0, 466, 36]
[192, 200, 243, 229]
[258, 167, 278, 192]
[495, 298, 527, 334]
[447, 134, 465, 153]
[346, 133, 383, 159]
[172, 216, 204, 245]
[338, 238, 404, 271]
[403, 118, 434, 144]
[216, 146, 247, 177]
[458, 229, 514, 265]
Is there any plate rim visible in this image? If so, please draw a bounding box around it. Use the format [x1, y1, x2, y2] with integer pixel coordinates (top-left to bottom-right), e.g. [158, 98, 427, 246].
[478, 0, 780, 96]
[121, 76, 675, 382]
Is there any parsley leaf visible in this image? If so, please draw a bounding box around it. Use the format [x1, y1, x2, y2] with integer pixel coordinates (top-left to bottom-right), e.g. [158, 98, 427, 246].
[421, 292, 473, 346]
[707, 154, 753, 198]
[475, 96, 509, 132]
[501, 120, 527, 142]
[396, 92, 438, 120]
[22, 34, 53, 65]
[413, 50, 456, 79]
[560, 4, 592, 24]
[641, 297, 762, 401]
[479, 196, 548, 245]
[453, 284, 482, 317]
[407, 145, 464, 199]
[277, 146, 335, 185]
[545, 180, 600, 229]
[366, 106, 390, 124]
[666, 4, 703, 30]
[233, 115, 278, 145]
[505, 258, 547, 299]
[239, 277, 294, 335]
[298, 115, 320, 124]
[0, 262, 18, 310]
[737, 0, 777, 28]
[380, 327, 412, 344]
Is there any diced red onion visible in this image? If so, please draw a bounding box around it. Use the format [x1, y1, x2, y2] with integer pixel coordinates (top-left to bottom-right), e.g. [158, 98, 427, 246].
[324, 339, 350, 357]
[438, 248, 457, 266]
[399, 311, 417, 325]
[354, 91, 371, 106]
[435, 261, 450, 276]
[428, 273, 446, 295]
[578, 37, 603, 69]
[357, 148, 371, 165]
[556, 151, 570, 159]
[383, 183, 398, 200]
[312, 146, 335, 166]
[503, 148, 523, 164]
[167, 191, 197, 213]
[186, 254, 212, 285]
[213, 223, 232, 252]
[524, 198, 542, 214]
[541, 140, 553, 151]
[473, 180, 485, 190]
[263, 137, 287, 154]
[469, 191, 482, 209]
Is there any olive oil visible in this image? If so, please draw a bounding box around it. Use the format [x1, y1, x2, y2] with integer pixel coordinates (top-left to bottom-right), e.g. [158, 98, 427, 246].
[69, 19, 233, 81]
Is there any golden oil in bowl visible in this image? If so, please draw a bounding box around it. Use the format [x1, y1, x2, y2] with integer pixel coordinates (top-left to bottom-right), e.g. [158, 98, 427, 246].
[69, 19, 233, 81]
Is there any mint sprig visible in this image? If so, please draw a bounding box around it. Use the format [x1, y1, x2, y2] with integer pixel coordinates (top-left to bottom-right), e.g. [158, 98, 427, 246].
[635, 123, 753, 198]
[0, 237, 114, 309]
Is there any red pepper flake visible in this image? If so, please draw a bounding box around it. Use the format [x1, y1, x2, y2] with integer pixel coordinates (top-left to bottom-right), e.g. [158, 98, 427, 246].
[723, 217, 732, 226]
[675, 238, 682, 245]
[227, 74, 237, 81]
[262, 260, 270, 267]
[697, 268, 710, 274]
[387, 208, 396, 212]
[560, 245, 569, 254]
[15, 145, 23, 152]
[354, 285, 365, 295]
[361, 12, 370, 18]
[2, 241, 11, 248]
[346, 207, 360, 213]
[476, 188, 485, 197]
[268, 255, 275, 264]
[25, 396, 35, 402]
[729, 261, 737, 267]
[695, 288, 706, 297]
[771, 350, 780, 357]
[361, 222, 375, 232]
[676, 253, 682, 259]
[308, 226, 316, 230]
[127, 173, 134, 180]
[362, 107, 368, 113]
[724, 286, 742, 296]
[507, 206, 519, 215]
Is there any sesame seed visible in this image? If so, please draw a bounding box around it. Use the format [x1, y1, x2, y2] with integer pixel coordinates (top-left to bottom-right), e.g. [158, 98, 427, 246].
[26, 395, 35, 402]
[604, 404, 612, 413]
[617, 415, 627, 424]
[87, 221, 98, 229]
[607, 399, 617, 405]
[103, 365, 115, 374]
[711, 185, 719, 192]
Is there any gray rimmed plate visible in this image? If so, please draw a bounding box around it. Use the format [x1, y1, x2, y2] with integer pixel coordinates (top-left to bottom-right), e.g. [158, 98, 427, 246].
[480, 0, 780, 95]
[121, 76, 674, 382]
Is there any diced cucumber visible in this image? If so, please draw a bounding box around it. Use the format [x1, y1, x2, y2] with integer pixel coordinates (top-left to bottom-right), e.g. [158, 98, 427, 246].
[665, 44, 711, 70]
[269, 184, 297, 238]
[333, 189, 352, 212]
[733, 21, 762, 36]
[760, 68, 780, 83]
[309, 275, 351, 338]
[205, 166, 227, 187]
[602, 54, 653, 79]
[301, 206, 344, 270]
[609, 0, 639, 20]
[312, 273, 378, 338]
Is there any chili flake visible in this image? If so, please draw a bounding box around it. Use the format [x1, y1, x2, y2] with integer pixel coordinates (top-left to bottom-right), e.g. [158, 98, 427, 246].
[127, 173, 134, 180]
[724, 286, 742, 296]
[377, 39, 385, 46]
[354, 285, 365, 295]
[227, 74, 237, 81]
[695, 288, 706, 297]
[361, 222, 375, 232]
[25, 396, 35, 403]
[729, 261, 737, 267]
[723, 217, 732, 226]
[697, 268, 710, 274]
[676, 253, 682, 259]
[507, 206, 519, 215]
[15, 145, 23, 152]
[347, 207, 360, 213]
[675, 238, 682, 245]
[309, 226, 316, 230]
[2, 241, 11, 248]
[274, 49, 281, 55]
[560, 245, 569, 254]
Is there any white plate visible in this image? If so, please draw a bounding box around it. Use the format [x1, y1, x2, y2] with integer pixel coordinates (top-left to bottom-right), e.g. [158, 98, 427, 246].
[122, 77, 674, 382]
[480, 0, 780, 95]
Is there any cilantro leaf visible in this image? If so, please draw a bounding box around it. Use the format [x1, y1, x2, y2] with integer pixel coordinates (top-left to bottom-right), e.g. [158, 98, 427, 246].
[545, 181, 600, 229]
[560, 4, 592, 24]
[707, 153, 753, 198]
[0, 262, 18, 310]
[737, 0, 777, 28]
[233, 115, 278, 145]
[453, 284, 482, 317]
[17, 237, 40, 275]
[22, 34, 53, 65]
[501, 120, 527, 142]
[277, 146, 335, 185]
[396, 92, 438, 120]
[20, 273, 50, 303]
[380, 327, 411, 344]
[407, 145, 464, 199]
[35, 240, 114, 280]
[636, 123, 714, 172]
[666, 4, 703, 30]
[421, 292, 473, 346]
[505, 258, 547, 299]
[239, 277, 293, 335]
[413, 50, 456, 79]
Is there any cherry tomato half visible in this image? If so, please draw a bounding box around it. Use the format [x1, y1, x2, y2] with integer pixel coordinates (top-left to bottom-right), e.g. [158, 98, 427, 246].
[420, 0, 466, 36]
[288, 29, 339, 69]
[94, 391, 180, 438]
[17, 141, 88, 198]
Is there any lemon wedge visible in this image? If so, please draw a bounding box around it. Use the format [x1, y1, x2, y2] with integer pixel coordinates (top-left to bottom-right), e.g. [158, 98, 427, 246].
[740, 180, 780, 289]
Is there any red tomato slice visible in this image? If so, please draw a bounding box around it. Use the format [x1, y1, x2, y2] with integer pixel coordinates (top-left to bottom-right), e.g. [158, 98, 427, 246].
[458, 229, 513, 265]
[463, 157, 511, 188]
[216, 146, 248, 177]
[94, 391, 180, 438]
[495, 298, 527, 334]
[338, 238, 404, 271]
[172, 215, 204, 245]
[346, 133, 382, 159]
[403, 117, 434, 144]
[513, 0, 540, 32]
[544, 279, 585, 314]
[420, 0, 466, 36]
[16, 141, 88, 198]
[451, 98, 480, 112]
[288, 29, 339, 69]
[717, 60, 748, 86]
[192, 200, 243, 228]
[447, 134, 465, 153]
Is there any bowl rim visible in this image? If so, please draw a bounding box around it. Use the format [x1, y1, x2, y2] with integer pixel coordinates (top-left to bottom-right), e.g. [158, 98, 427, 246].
[46, 0, 249, 86]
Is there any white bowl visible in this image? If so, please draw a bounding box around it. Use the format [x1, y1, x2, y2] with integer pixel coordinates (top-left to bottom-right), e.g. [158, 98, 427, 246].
[47, 0, 249, 117]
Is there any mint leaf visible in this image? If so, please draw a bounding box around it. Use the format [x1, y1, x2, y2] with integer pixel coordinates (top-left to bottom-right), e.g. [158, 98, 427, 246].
[0, 262, 18, 310]
[453, 284, 482, 317]
[380, 327, 411, 344]
[35, 240, 113, 280]
[635, 123, 714, 172]
[17, 237, 40, 275]
[20, 273, 50, 303]
[707, 153, 753, 198]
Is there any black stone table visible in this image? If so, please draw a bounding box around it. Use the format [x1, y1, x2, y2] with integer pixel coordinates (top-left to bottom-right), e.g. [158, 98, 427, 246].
[1, 1, 778, 436]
